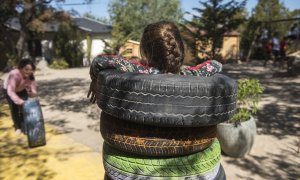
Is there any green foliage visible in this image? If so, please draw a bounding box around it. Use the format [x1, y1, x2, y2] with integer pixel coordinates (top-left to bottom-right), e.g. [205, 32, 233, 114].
[229, 79, 264, 123]
[0, 49, 16, 71]
[83, 12, 111, 25]
[108, 0, 183, 54]
[182, 0, 246, 62]
[239, 1, 299, 60]
[0, 1, 18, 71]
[253, 0, 290, 37]
[0, 1, 16, 23]
[49, 58, 69, 69]
[6, 53, 18, 67]
[53, 22, 84, 67]
[240, 16, 260, 59]
[290, 9, 300, 18]
[0, 1, 91, 60]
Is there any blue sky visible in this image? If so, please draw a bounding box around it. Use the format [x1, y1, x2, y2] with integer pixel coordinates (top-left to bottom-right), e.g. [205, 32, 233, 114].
[52, 0, 300, 19]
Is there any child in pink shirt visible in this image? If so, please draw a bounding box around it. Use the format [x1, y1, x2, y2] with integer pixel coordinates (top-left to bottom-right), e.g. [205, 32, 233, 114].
[2, 59, 37, 134]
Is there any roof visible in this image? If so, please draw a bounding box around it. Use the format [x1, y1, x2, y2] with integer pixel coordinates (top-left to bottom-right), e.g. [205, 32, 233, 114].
[5, 17, 60, 32]
[224, 31, 240, 36]
[4, 17, 112, 34]
[72, 17, 112, 33]
[127, 40, 140, 45]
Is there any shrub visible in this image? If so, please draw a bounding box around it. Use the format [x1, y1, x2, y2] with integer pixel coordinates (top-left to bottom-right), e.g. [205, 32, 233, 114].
[229, 78, 264, 123]
[53, 22, 84, 67]
[49, 58, 69, 69]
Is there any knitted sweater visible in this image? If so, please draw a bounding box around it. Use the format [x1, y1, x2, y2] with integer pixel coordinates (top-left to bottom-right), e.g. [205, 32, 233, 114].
[90, 55, 222, 81]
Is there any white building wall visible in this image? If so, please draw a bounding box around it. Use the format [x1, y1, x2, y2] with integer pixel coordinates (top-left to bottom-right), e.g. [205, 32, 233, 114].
[82, 37, 111, 66]
[91, 39, 106, 58]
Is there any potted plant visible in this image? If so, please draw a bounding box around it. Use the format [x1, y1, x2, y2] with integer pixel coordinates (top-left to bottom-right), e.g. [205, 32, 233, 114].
[217, 78, 264, 158]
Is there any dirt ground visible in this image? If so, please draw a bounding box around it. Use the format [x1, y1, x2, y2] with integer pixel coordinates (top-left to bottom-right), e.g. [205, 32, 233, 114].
[1, 60, 299, 179]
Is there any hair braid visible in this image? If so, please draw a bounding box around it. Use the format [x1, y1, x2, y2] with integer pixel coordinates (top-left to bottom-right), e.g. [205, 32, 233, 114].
[140, 21, 185, 74]
[161, 29, 183, 73]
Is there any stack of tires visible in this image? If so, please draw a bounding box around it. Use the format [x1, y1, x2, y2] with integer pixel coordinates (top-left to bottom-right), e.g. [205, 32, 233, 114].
[96, 70, 237, 180]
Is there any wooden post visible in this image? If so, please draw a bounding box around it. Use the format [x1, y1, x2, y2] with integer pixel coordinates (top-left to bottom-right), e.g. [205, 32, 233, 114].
[246, 26, 261, 62]
[86, 34, 92, 65]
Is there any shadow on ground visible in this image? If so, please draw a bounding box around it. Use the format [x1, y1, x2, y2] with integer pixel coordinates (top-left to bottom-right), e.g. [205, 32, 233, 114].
[223, 61, 300, 138]
[225, 149, 299, 180]
[0, 126, 97, 180]
[0, 104, 99, 180]
[37, 78, 100, 133]
[38, 78, 90, 111]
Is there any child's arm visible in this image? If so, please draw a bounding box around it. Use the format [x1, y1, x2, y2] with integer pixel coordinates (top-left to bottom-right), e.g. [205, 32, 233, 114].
[6, 73, 25, 105]
[180, 60, 222, 77]
[89, 55, 118, 81]
[28, 80, 37, 97]
[88, 55, 159, 103]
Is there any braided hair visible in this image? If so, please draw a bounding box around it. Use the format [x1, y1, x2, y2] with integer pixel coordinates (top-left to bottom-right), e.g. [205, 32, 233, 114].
[140, 21, 185, 74]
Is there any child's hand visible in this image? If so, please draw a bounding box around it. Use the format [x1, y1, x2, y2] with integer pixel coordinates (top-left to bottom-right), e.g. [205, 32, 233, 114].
[87, 80, 97, 104]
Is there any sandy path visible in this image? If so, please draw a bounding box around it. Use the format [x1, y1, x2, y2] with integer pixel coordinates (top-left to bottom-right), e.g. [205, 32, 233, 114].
[35, 68, 103, 153]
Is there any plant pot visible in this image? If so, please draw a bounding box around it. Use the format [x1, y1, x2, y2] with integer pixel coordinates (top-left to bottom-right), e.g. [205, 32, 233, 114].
[216, 116, 256, 158]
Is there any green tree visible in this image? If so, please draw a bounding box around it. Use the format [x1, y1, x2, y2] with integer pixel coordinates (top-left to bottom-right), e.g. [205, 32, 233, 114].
[52, 22, 84, 67]
[240, 16, 262, 61]
[83, 12, 111, 25]
[290, 9, 300, 18]
[0, 1, 18, 70]
[240, 0, 292, 61]
[182, 0, 246, 61]
[253, 0, 289, 37]
[107, 0, 183, 54]
[14, 0, 65, 59]
[0, 0, 93, 69]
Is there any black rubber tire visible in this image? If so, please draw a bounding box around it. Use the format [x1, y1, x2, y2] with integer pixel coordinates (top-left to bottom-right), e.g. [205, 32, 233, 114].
[102, 139, 221, 178]
[23, 99, 46, 148]
[104, 173, 112, 180]
[97, 69, 237, 127]
[100, 112, 216, 157]
[215, 164, 226, 180]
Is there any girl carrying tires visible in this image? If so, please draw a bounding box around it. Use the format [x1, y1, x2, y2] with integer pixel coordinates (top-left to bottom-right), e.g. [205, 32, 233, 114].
[88, 21, 222, 102]
[2, 59, 37, 134]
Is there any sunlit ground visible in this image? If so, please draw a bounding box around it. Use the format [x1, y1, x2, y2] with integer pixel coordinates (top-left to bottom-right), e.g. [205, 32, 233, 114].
[0, 104, 105, 180]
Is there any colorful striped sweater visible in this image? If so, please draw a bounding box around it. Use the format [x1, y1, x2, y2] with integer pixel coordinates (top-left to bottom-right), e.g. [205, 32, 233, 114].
[90, 55, 222, 81]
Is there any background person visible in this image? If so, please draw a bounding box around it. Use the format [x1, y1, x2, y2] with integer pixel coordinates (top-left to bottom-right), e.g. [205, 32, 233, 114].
[263, 39, 273, 67]
[288, 23, 299, 40]
[279, 37, 288, 69]
[272, 33, 280, 67]
[2, 59, 37, 134]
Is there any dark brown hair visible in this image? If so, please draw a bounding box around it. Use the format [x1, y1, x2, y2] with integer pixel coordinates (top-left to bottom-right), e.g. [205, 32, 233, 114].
[18, 58, 36, 80]
[140, 21, 184, 74]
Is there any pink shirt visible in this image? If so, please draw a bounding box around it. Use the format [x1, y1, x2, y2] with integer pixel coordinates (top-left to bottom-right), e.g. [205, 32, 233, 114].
[3, 69, 37, 105]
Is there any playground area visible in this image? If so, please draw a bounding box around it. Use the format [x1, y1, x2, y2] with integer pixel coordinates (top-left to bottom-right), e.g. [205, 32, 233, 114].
[0, 60, 299, 180]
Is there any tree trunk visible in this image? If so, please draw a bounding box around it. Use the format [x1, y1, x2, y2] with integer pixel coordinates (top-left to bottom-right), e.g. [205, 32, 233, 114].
[0, 25, 16, 54]
[212, 40, 216, 59]
[86, 34, 92, 64]
[246, 27, 261, 62]
[16, 1, 34, 60]
[16, 30, 27, 58]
